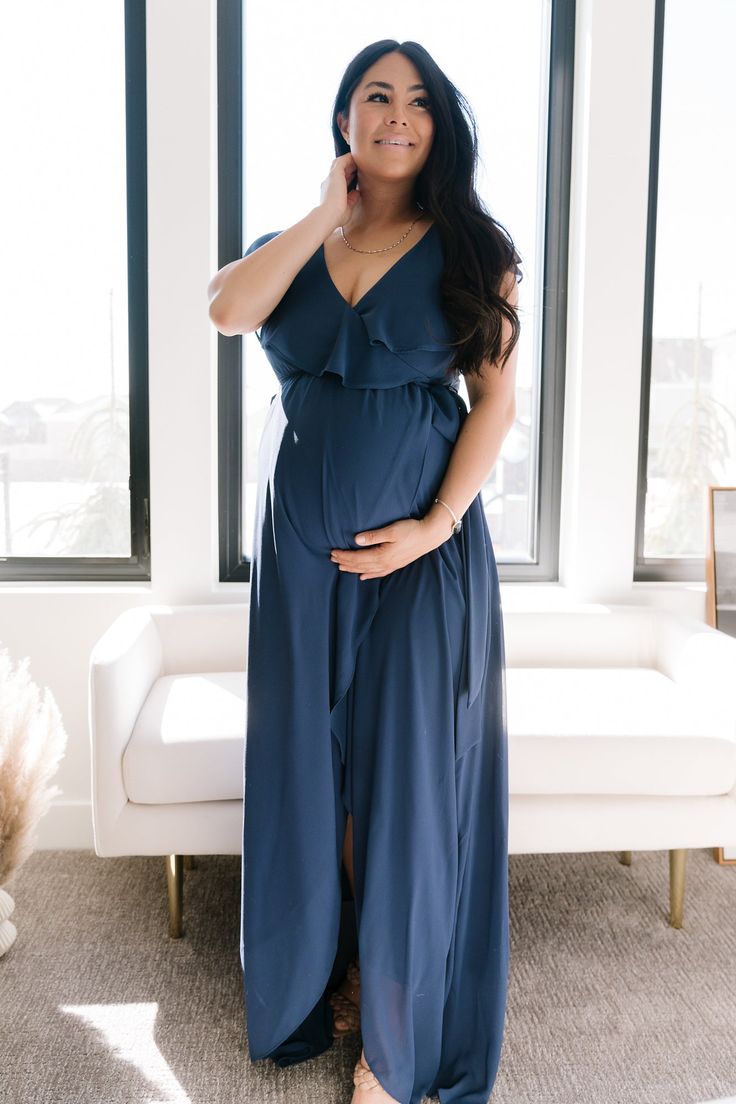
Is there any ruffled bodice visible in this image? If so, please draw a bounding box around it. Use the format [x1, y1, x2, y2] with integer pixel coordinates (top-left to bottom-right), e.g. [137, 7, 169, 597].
[246, 224, 460, 391]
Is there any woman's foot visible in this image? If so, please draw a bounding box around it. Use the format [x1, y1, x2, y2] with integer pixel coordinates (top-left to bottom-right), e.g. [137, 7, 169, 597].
[330, 957, 361, 1037]
[351, 1048, 402, 1103]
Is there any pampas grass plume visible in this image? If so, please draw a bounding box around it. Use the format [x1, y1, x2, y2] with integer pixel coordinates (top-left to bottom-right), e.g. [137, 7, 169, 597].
[0, 645, 68, 890]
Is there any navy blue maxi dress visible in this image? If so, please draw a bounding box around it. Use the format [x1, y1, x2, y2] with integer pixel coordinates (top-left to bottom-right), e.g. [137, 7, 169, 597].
[239, 220, 509, 1104]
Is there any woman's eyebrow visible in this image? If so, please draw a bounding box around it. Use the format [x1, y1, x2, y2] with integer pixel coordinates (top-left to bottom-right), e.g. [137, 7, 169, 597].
[363, 80, 428, 92]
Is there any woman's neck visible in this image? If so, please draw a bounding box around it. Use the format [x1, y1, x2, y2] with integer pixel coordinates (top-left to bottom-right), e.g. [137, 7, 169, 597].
[342, 182, 422, 235]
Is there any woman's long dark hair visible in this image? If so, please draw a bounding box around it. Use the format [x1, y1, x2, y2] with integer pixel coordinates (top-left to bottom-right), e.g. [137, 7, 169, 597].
[330, 40, 523, 382]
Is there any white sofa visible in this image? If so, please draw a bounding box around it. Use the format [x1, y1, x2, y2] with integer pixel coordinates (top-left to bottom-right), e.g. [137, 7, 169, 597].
[89, 602, 736, 936]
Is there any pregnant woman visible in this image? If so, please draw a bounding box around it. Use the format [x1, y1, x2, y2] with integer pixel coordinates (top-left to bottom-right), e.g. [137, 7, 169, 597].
[209, 40, 521, 1104]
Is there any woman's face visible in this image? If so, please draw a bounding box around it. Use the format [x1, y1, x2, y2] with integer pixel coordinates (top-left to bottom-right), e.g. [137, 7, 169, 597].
[337, 51, 435, 181]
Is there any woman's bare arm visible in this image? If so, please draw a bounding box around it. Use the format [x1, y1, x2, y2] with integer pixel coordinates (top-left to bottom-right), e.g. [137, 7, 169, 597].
[208, 204, 338, 338]
[422, 273, 519, 540]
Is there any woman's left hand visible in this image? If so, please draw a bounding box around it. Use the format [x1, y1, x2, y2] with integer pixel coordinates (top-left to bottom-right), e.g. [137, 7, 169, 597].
[330, 517, 447, 581]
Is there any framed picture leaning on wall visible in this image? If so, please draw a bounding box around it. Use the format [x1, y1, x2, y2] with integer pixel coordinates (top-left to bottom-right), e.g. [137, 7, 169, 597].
[706, 485, 736, 865]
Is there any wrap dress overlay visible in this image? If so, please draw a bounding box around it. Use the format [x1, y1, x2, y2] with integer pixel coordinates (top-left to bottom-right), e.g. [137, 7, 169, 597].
[240, 219, 509, 1104]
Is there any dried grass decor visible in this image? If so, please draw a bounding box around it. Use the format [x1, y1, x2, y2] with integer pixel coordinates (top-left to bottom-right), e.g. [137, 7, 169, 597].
[0, 645, 68, 956]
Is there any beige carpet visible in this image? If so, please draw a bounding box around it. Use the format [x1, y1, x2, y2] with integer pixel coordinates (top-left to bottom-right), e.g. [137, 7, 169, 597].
[1, 847, 735, 1104]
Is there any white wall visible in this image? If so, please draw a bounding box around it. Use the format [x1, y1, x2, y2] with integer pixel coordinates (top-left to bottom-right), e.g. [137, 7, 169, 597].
[1, 0, 706, 851]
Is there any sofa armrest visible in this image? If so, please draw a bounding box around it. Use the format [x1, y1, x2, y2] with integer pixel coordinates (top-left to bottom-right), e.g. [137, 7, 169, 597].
[655, 608, 736, 741]
[89, 607, 164, 853]
[149, 603, 249, 675]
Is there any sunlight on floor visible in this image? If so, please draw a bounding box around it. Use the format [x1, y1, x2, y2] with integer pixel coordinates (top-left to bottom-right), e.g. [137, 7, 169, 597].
[61, 1003, 191, 1104]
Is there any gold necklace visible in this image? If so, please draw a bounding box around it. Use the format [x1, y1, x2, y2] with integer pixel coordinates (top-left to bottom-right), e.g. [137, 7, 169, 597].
[339, 203, 425, 254]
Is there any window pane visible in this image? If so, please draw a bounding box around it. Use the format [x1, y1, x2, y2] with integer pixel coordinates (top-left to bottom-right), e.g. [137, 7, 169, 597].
[0, 1, 131, 559]
[241, 0, 549, 564]
[643, 0, 736, 561]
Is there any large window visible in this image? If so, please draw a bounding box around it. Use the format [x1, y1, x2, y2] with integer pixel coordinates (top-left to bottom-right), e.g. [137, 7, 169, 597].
[218, 0, 574, 582]
[636, 0, 736, 582]
[0, 0, 149, 582]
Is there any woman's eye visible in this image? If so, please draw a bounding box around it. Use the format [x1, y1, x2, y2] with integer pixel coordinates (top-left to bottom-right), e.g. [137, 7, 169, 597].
[366, 92, 430, 109]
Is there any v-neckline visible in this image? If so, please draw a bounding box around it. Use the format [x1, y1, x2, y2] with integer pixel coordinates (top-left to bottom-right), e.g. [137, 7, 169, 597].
[320, 221, 437, 312]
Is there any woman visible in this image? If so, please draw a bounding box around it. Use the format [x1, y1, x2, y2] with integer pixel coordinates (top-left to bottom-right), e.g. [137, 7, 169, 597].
[209, 39, 521, 1104]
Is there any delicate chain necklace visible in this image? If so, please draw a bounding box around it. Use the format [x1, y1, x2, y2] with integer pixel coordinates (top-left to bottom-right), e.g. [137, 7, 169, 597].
[339, 202, 425, 254]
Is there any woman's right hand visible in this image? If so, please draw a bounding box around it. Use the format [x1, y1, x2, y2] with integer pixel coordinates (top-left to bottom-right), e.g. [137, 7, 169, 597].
[319, 153, 362, 229]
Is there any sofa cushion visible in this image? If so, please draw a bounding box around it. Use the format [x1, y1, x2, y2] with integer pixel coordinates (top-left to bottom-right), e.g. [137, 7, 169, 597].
[507, 668, 736, 796]
[122, 665, 736, 806]
[123, 673, 246, 804]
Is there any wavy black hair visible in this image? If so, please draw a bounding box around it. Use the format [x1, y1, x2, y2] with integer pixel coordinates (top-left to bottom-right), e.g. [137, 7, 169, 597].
[330, 39, 523, 383]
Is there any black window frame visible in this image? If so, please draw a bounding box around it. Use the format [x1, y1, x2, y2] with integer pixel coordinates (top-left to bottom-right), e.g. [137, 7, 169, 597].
[0, 0, 151, 583]
[217, 0, 575, 583]
[634, 0, 703, 583]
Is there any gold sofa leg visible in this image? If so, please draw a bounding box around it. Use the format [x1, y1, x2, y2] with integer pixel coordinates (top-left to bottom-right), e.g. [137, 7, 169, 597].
[669, 848, 687, 929]
[617, 850, 687, 927]
[166, 854, 183, 938]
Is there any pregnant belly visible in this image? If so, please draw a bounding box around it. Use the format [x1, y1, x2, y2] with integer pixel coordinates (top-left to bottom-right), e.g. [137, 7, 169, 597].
[262, 372, 455, 554]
